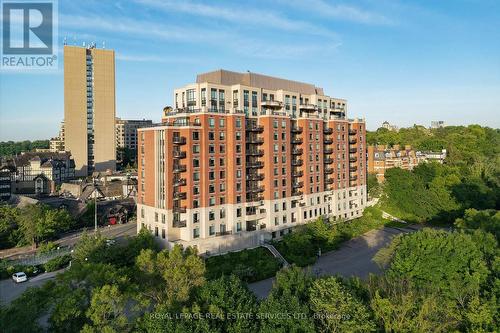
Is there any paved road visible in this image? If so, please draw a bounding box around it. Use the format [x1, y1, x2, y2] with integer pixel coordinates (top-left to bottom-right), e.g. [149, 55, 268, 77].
[248, 225, 423, 299]
[0, 269, 66, 306]
[1, 223, 137, 260]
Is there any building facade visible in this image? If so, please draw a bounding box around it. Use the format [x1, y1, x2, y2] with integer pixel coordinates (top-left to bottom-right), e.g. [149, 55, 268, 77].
[368, 144, 446, 182]
[115, 118, 153, 163]
[137, 70, 367, 254]
[1, 152, 75, 196]
[64, 45, 116, 176]
[49, 121, 66, 152]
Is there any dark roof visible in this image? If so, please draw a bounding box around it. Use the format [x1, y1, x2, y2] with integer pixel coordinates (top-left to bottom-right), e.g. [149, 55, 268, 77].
[2, 152, 74, 168]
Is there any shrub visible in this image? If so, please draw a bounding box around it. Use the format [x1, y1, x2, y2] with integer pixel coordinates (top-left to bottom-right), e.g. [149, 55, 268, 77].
[205, 247, 281, 283]
[44, 254, 71, 272]
[38, 241, 58, 254]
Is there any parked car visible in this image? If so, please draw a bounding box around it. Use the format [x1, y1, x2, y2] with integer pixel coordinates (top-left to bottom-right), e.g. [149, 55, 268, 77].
[12, 272, 28, 283]
[105, 238, 116, 246]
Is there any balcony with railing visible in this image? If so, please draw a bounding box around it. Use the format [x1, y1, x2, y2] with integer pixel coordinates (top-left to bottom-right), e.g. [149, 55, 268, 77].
[173, 164, 187, 173]
[350, 166, 358, 172]
[292, 148, 303, 155]
[350, 175, 358, 181]
[299, 104, 316, 112]
[247, 186, 265, 193]
[247, 161, 264, 169]
[172, 136, 186, 145]
[349, 138, 357, 144]
[260, 100, 282, 109]
[292, 190, 303, 197]
[291, 126, 303, 134]
[247, 137, 264, 145]
[324, 138, 333, 145]
[173, 178, 186, 186]
[292, 170, 303, 177]
[349, 148, 357, 154]
[173, 219, 187, 228]
[349, 156, 357, 162]
[246, 149, 264, 156]
[291, 137, 303, 145]
[247, 173, 264, 181]
[323, 128, 333, 134]
[173, 206, 187, 213]
[292, 181, 304, 188]
[173, 150, 186, 159]
[291, 159, 303, 167]
[348, 129, 357, 135]
[325, 168, 334, 174]
[324, 158, 334, 164]
[324, 148, 334, 154]
[325, 178, 334, 184]
[173, 191, 187, 200]
[246, 125, 264, 133]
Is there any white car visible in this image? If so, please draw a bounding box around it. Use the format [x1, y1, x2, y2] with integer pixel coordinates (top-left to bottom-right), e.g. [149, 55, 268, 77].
[12, 272, 28, 283]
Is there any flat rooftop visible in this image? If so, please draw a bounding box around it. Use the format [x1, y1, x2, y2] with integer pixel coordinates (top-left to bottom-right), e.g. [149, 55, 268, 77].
[196, 69, 325, 95]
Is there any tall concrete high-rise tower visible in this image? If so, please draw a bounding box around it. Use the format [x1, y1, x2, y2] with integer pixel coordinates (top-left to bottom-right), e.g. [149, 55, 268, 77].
[64, 45, 116, 176]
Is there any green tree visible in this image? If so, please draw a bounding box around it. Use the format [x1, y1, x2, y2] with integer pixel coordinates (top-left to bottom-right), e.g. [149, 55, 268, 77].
[368, 277, 460, 332]
[386, 229, 490, 307]
[0, 205, 20, 248]
[81, 285, 129, 333]
[72, 231, 107, 263]
[455, 209, 500, 240]
[136, 245, 205, 307]
[259, 266, 315, 332]
[309, 276, 376, 332]
[17, 204, 73, 248]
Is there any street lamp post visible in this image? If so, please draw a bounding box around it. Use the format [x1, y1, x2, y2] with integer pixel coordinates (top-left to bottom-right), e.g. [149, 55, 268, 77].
[93, 177, 98, 235]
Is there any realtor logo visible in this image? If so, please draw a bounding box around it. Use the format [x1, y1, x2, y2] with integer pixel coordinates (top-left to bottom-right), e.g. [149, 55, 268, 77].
[1, 0, 58, 70]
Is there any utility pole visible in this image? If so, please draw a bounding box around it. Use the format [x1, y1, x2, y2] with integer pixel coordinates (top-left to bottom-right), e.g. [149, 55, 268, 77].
[94, 177, 98, 235]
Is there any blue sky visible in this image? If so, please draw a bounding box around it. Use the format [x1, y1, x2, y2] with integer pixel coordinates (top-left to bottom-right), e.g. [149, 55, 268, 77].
[1, 0, 499, 140]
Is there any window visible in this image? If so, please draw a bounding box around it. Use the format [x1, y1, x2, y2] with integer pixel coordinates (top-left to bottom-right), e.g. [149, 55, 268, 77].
[193, 145, 200, 153]
[193, 228, 200, 238]
[236, 222, 242, 232]
[209, 225, 215, 236]
[209, 197, 215, 206]
[219, 118, 225, 127]
[201, 88, 206, 106]
[236, 117, 242, 128]
[209, 118, 215, 128]
[209, 132, 215, 140]
[192, 131, 199, 140]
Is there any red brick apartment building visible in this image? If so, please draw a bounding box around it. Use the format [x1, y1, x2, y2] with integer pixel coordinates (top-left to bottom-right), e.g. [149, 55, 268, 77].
[137, 70, 367, 254]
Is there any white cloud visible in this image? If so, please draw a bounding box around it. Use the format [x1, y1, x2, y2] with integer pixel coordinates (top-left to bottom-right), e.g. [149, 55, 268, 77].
[134, 0, 338, 38]
[283, 0, 394, 25]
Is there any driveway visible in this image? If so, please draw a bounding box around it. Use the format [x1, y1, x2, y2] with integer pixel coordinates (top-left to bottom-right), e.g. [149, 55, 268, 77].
[0, 269, 65, 306]
[248, 225, 423, 299]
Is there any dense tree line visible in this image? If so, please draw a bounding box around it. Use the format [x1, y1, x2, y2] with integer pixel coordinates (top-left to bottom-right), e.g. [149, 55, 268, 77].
[369, 125, 499, 223]
[1, 222, 498, 332]
[0, 204, 73, 249]
[0, 140, 49, 157]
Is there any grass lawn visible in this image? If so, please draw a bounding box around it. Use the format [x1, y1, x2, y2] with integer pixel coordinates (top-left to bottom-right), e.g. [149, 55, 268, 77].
[205, 247, 281, 283]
